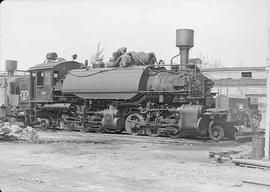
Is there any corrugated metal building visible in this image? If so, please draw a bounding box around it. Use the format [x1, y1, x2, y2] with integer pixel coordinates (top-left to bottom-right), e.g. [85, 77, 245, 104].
[202, 66, 267, 128]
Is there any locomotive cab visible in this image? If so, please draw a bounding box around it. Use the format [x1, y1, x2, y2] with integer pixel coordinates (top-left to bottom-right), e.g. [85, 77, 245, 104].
[28, 53, 82, 103]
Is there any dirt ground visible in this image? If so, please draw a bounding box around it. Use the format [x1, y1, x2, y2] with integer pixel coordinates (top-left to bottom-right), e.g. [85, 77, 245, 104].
[0, 130, 269, 192]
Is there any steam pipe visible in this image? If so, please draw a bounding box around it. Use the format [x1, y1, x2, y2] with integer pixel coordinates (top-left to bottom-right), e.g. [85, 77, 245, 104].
[170, 53, 180, 64]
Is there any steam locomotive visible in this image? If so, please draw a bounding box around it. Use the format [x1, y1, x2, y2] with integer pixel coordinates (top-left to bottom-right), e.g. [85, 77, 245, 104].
[1, 29, 237, 141]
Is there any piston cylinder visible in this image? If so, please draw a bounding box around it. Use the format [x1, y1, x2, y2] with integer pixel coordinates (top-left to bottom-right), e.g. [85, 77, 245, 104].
[177, 105, 204, 129]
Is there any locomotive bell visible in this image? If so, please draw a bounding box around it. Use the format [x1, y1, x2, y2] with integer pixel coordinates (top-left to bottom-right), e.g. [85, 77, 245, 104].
[46, 52, 58, 60]
[176, 29, 194, 66]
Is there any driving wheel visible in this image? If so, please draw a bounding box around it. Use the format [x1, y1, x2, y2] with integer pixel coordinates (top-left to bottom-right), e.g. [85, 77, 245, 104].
[146, 116, 162, 137]
[125, 113, 144, 136]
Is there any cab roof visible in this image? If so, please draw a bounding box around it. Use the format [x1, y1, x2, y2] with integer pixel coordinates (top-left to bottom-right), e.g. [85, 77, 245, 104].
[28, 59, 82, 71]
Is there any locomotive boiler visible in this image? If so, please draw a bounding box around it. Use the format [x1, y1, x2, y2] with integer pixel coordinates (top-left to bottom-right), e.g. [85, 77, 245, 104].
[26, 29, 234, 141]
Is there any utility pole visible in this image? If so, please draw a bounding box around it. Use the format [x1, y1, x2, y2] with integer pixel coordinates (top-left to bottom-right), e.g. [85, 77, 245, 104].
[265, 67, 270, 160]
[265, 2, 270, 160]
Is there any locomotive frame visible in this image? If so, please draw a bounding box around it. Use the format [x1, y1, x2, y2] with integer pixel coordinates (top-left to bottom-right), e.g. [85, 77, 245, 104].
[25, 59, 231, 141]
[1, 29, 239, 141]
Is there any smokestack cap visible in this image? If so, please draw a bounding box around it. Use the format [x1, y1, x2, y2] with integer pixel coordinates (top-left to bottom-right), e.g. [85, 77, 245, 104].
[176, 29, 194, 48]
[5, 60, 17, 73]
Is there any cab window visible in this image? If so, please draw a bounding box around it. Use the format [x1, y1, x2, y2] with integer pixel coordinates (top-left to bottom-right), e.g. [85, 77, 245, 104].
[53, 71, 59, 83]
[37, 71, 44, 86]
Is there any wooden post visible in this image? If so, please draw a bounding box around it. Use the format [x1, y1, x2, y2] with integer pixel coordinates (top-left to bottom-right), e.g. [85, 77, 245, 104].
[265, 67, 270, 160]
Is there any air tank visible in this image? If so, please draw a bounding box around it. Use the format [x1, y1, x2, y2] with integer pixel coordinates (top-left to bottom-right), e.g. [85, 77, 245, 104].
[43, 103, 74, 111]
[5, 60, 17, 76]
[176, 29, 194, 66]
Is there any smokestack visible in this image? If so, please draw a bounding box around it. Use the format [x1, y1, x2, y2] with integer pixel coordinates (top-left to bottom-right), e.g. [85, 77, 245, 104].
[5, 60, 17, 76]
[176, 29, 194, 66]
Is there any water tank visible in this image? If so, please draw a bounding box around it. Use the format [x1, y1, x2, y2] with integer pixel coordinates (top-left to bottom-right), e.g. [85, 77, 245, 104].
[176, 29, 194, 48]
[5, 60, 17, 74]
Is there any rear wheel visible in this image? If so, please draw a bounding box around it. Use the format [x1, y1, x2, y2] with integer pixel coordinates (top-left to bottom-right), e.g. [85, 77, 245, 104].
[125, 113, 144, 136]
[209, 125, 224, 141]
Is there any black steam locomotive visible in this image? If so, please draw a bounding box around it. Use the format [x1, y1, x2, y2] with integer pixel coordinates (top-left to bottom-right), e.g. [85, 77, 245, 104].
[3, 29, 237, 141]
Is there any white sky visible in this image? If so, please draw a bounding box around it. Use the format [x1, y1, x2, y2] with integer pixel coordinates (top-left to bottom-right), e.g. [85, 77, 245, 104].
[0, 0, 269, 71]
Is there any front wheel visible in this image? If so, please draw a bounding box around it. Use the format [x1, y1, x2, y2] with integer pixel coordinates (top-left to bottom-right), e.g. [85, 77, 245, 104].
[209, 125, 224, 141]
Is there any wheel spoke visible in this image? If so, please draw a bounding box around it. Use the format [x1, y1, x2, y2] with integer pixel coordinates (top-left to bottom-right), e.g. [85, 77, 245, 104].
[146, 116, 161, 137]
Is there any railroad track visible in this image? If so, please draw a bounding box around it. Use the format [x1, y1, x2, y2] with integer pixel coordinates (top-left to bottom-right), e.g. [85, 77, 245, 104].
[36, 129, 233, 146]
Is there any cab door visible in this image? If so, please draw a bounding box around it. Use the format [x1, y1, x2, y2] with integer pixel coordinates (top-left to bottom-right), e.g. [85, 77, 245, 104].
[30, 72, 36, 100]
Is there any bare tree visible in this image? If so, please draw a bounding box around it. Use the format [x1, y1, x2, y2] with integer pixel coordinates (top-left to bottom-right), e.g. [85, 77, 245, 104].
[91, 42, 104, 65]
[199, 53, 224, 69]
